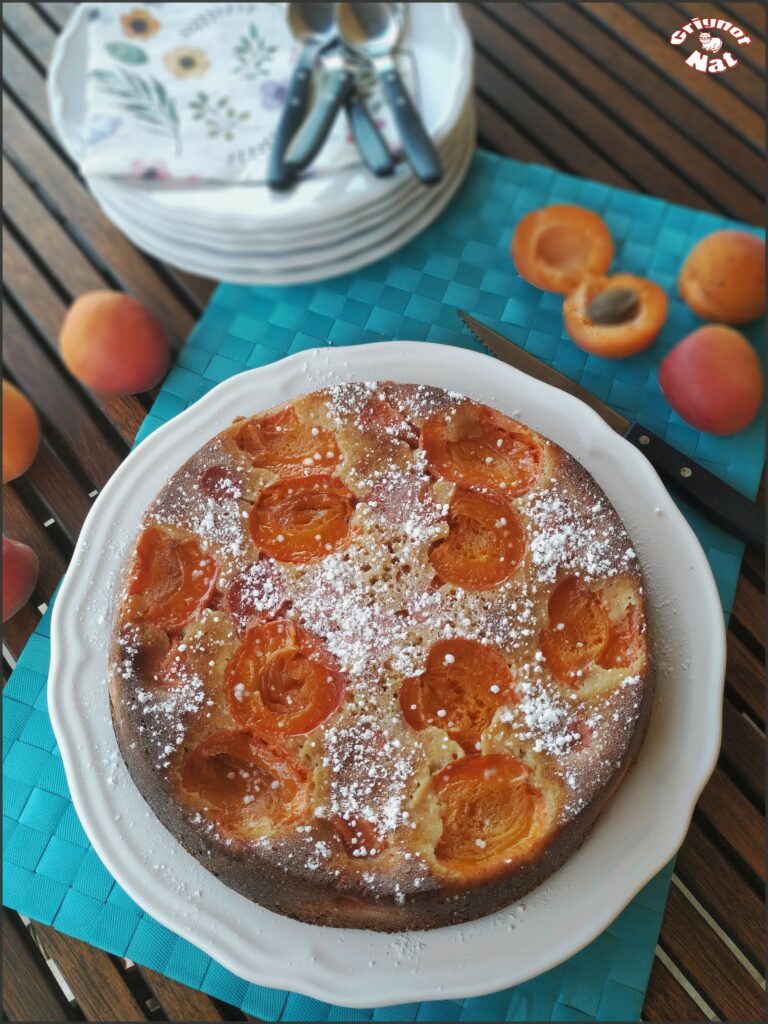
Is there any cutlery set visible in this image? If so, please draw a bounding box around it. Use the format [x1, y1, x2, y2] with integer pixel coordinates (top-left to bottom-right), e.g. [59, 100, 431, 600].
[269, 2, 442, 189]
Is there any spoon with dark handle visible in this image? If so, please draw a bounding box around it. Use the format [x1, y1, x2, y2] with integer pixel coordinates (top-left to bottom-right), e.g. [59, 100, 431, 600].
[268, 2, 336, 190]
[336, 2, 442, 185]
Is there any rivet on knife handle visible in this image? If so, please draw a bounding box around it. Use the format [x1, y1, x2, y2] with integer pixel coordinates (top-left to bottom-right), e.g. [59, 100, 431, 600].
[624, 423, 764, 552]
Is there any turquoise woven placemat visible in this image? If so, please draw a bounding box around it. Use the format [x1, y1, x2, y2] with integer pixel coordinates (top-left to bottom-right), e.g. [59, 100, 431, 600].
[4, 150, 764, 1021]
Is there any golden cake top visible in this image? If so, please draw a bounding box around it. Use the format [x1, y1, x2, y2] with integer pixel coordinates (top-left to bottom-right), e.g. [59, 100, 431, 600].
[110, 382, 649, 898]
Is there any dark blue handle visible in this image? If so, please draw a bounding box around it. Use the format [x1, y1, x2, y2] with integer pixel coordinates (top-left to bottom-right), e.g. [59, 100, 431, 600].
[267, 57, 313, 191]
[345, 92, 394, 176]
[379, 67, 441, 185]
[624, 423, 764, 551]
[285, 66, 354, 171]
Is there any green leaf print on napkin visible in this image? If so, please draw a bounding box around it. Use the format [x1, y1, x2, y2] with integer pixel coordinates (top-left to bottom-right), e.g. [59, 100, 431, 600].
[232, 24, 277, 80]
[105, 41, 148, 65]
[90, 69, 182, 155]
[189, 92, 251, 141]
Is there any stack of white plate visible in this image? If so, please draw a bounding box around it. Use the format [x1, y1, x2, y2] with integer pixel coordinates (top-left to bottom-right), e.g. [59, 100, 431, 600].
[48, 4, 475, 285]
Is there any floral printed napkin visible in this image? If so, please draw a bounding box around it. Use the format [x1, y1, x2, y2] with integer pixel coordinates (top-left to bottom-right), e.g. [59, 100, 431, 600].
[79, 2, 416, 184]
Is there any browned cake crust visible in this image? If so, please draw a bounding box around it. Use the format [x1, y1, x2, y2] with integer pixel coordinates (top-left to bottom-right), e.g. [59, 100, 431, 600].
[109, 382, 653, 931]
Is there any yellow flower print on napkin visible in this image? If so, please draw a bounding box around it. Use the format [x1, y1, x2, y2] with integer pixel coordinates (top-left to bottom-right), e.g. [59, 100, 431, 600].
[120, 7, 161, 40]
[164, 47, 211, 80]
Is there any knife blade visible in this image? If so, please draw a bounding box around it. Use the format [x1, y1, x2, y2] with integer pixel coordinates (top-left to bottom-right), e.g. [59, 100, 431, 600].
[457, 310, 764, 553]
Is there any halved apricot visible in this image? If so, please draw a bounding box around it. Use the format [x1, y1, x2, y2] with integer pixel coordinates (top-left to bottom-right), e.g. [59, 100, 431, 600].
[597, 601, 643, 671]
[235, 406, 340, 476]
[332, 815, 385, 857]
[249, 474, 356, 562]
[539, 576, 610, 686]
[226, 619, 346, 737]
[400, 638, 515, 752]
[126, 524, 217, 632]
[433, 754, 545, 877]
[223, 560, 287, 634]
[199, 465, 242, 501]
[512, 204, 613, 294]
[421, 403, 543, 496]
[563, 273, 668, 358]
[430, 490, 526, 591]
[181, 728, 308, 824]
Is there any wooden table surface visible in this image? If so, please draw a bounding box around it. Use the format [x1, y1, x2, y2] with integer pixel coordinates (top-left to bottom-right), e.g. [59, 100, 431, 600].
[2, 3, 765, 1021]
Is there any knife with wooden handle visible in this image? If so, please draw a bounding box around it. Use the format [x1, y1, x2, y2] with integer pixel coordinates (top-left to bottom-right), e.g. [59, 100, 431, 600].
[457, 311, 764, 553]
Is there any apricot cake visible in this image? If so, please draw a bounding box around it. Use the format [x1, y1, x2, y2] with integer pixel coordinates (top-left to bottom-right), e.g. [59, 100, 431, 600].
[109, 382, 652, 931]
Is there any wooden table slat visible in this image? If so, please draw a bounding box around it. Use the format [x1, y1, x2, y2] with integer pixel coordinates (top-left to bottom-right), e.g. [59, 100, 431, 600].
[659, 885, 765, 1021]
[720, 698, 765, 805]
[465, 4, 721, 208]
[636, 2, 765, 112]
[526, 1, 763, 210]
[3, 484, 69, 600]
[696, 767, 766, 883]
[643, 953, 710, 1022]
[2, 300, 125, 488]
[2, 3, 57, 66]
[1, 97, 195, 346]
[137, 968, 229, 1023]
[676, 820, 765, 969]
[30, 925, 150, 1023]
[2, 912, 75, 1022]
[470, 38, 632, 187]
[732, 572, 766, 652]
[725, 629, 766, 726]
[3, 227, 148, 444]
[583, 3, 764, 149]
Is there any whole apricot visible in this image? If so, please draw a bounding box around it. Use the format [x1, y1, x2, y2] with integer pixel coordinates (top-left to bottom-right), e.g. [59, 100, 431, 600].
[2, 537, 39, 622]
[659, 325, 763, 435]
[679, 230, 765, 324]
[3, 380, 40, 483]
[59, 291, 169, 395]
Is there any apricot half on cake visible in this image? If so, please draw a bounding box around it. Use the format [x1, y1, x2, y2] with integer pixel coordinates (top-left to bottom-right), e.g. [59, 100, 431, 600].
[126, 524, 217, 632]
[400, 637, 516, 752]
[512, 204, 613, 294]
[181, 728, 308, 825]
[421, 403, 543, 495]
[248, 474, 356, 562]
[563, 273, 668, 358]
[433, 754, 546, 879]
[226, 619, 346, 737]
[236, 406, 341, 476]
[539, 576, 643, 686]
[429, 489, 526, 590]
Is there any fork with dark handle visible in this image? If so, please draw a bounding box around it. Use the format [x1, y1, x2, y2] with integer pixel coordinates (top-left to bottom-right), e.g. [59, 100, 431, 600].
[284, 56, 355, 171]
[345, 89, 394, 176]
[267, 54, 315, 190]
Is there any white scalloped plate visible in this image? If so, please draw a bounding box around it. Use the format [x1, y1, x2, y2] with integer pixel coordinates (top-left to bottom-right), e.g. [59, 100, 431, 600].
[49, 343, 725, 1008]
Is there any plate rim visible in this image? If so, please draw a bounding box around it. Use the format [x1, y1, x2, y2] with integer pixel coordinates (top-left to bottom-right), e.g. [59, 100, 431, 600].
[48, 341, 725, 1007]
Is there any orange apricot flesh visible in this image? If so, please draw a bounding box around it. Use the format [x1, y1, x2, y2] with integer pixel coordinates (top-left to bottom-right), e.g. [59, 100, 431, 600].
[512, 204, 613, 294]
[563, 273, 668, 358]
